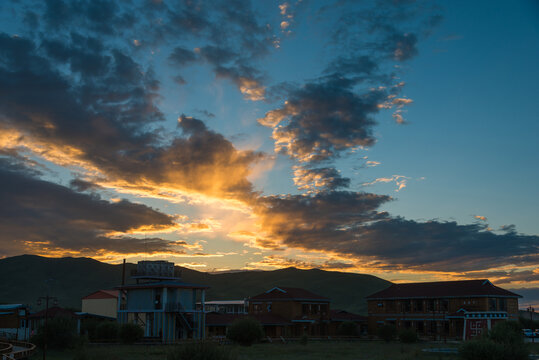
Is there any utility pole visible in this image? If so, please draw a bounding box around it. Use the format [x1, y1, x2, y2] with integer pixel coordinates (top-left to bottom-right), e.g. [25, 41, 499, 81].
[37, 279, 57, 360]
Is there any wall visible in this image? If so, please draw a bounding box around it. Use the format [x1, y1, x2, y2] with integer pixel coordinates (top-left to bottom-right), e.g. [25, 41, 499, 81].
[82, 298, 117, 318]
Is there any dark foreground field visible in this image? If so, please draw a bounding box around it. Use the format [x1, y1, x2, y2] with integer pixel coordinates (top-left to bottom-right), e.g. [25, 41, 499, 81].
[29, 341, 539, 360]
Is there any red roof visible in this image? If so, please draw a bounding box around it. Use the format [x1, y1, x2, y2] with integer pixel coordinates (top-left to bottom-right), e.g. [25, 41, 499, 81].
[330, 309, 367, 322]
[205, 312, 290, 326]
[250, 287, 329, 302]
[28, 306, 77, 319]
[366, 280, 521, 300]
[82, 290, 119, 300]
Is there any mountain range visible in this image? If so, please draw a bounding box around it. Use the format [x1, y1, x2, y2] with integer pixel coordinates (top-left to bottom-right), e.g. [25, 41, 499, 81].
[0, 255, 391, 315]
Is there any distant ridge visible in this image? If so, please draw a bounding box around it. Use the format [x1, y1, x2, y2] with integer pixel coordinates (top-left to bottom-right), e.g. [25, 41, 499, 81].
[0, 255, 391, 314]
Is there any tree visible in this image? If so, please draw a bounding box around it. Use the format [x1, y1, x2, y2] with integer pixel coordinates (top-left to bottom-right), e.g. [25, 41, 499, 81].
[377, 324, 397, 342]
[337, 321, 358, 336]
[226, 318, 263, 346]
[459, 321, 529, 360]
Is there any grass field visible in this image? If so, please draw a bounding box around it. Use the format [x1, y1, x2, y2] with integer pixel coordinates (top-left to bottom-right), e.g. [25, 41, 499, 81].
[28, 341, 539, 360]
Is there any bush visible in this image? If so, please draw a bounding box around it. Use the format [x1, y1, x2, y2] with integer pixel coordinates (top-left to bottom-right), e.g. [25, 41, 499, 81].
[95, 321, 119, 341]
[398, 328, 418, 343]
[119, 323, 144, 344]
[226, 317, 263, 346]
[80, 319, 101, 341]
[167, 342, 236, 360]
[377, 324, 397, 342]
[459, 321, 528, 360]
[337, 321, 358, 336]
[31, 317, 78, 349]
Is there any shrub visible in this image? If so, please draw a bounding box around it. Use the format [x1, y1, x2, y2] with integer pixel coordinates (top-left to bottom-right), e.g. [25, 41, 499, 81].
[95, 321, 119, 341]
[377, 324, 397, 342]
[398, 328, 418, 343]
[226, 317, 263, 346]
[119, 323, 144, 344]
[167, 342, 236, 360]
[459, 321, 528, 360]
[80, 319, 101, 341]
[337, 321, 358, 336]
[31, 317, 78, 349]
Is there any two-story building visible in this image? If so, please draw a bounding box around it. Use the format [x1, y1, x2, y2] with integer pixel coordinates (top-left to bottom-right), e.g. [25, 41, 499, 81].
[116, 260, 208, 342]
[366, 279, 521, 340]
[248, 287, 331, 337]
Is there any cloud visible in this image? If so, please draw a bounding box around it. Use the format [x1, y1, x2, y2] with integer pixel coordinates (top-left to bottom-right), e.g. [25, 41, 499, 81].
[0, 159, 186, 258]
[362, 175, 410, 192]
[245, 255, 355, 270]
[0, 31, 263, 203]
[253, 190, 391, 250]
[258, 77, 384, 162]
[474, 215, 487, 221]
[292, 166, 350, 191]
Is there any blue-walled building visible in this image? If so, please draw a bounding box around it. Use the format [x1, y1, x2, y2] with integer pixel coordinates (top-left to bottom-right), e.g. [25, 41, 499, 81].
[116, 261, 208, 342]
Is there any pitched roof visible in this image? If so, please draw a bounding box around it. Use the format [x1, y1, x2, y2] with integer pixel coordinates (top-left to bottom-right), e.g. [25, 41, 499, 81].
[366, 280, 522, 300]
[205, 312, 290, 326]
[330, 309, 367, 322]
[28, 306, 77, 319]
[250, 287, 329, 302]
[82, 290, 119, 300]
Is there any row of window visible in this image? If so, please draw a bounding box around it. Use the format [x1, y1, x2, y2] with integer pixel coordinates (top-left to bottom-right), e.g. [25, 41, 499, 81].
[376, 298, 508, 313]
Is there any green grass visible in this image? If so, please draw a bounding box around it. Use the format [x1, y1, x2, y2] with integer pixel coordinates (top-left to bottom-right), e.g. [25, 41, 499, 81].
[29, 341, 461, 360]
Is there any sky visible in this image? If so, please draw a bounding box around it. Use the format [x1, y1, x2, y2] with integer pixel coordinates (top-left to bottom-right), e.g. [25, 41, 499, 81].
[0, 0, 538, 306]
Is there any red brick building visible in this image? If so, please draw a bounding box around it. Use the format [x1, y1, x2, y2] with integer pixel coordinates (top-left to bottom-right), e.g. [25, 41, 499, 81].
[366, 279, 521, 340]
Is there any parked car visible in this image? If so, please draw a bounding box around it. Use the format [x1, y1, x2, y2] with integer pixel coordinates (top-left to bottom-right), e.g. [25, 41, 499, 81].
[522, 329, 534, 337]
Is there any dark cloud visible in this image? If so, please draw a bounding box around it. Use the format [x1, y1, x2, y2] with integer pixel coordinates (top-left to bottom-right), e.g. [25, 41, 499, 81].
[254, 191, 391, 250]
[168, 47, 198, 66]
[0, 160, 182, 257]
[260, 0, 441, 188]
[293, 166, 350, 191]
[69, 178, 102, 192]
[258, 77, 384, 162]
[0, 30, 261, 201]
[255, 194, 539, 272]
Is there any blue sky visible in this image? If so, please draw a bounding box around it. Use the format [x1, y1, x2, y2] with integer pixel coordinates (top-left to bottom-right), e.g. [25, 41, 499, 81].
[0, 0, 538, 306]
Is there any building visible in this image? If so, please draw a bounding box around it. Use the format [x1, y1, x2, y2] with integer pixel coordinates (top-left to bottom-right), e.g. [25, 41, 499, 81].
[116, 260, 208, 342]
[366, 279, 521, 340]
[329, 309, 368, 336]
[248, 287, 331, 337]
[0, 304, 29, 340]
[82, 290, 121, 319]
[199, 300, 247, 314]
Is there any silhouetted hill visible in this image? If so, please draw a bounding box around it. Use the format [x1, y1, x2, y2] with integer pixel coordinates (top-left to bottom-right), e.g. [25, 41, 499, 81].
[0, 255, 391, 314]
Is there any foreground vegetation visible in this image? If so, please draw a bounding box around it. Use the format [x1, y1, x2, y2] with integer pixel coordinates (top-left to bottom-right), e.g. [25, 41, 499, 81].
[29, 341, 458, 360]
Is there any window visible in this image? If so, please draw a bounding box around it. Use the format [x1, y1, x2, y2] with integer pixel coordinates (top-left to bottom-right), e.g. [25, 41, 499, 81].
[489, 298, 497, 311]
[321, 304, 328, 314]
[499, 298, 507, 312]
[302, 304, 309, 315]
[427, 299, 435, 311]
[401, 300, 411, 312]
[267, 304, 272, 312]
[413, 300, 423, 312]
[440, 299, 449, 312]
